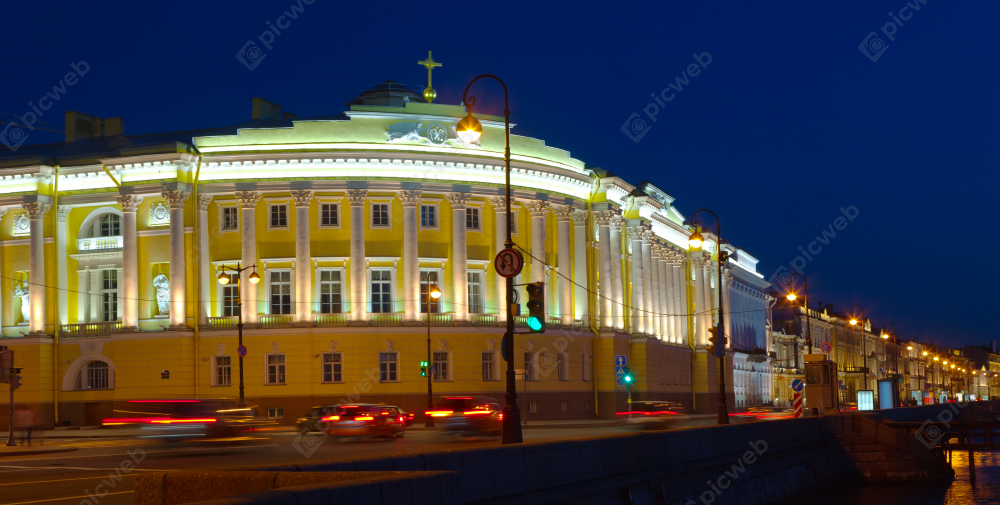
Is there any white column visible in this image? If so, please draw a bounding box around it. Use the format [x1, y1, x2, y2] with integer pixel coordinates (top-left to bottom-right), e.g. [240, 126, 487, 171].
[399, 190, 422, 321]
[291, 190, 314, 323]
[525, 201, 549, 284]
[489, 196, 509, 320]
[693, 253, 706, 346]
[234, 191, 261, 323]
[56, 207, 69, 327]
[346, 190, 367, 322]
[572, 209, 589, 327]
[116, 195, 142, 329]
[609, 215, 625, 330]
[723, 271, 734, 350]
[89, 270, 101, 322]
[77, 269, 88, 323]
[553, 205, 573, 325]
[162, 189, 190, 328]
[656, 246, 670, 342]
[703, 256, 714, 338]
[23, 202, 49, 334]
[640, 228, 656, 337]
[673, 254, 687, 345]
[447, 193, 471, 321]
[594, 211, 614, 329]
[197, 194, 212, 325]
[627, 226, 644, 334]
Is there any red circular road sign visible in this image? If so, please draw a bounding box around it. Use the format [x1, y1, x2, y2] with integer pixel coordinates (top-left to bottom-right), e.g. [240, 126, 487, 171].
[821, 342, 832, 354]
[237, 345, 248, 357]
[494, 249, 524, 278]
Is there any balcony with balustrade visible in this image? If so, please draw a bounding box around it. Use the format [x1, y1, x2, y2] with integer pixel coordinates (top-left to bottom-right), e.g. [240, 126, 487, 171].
[77, 235, 123, 253]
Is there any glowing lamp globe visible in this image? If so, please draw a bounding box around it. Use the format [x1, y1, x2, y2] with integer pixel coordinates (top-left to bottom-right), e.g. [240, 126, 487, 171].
[430, 285, 442, 299]
[217, 273, 230, 285]
[456, 110, 482, 144]
[688, 230, 704, 249]
[786, 293, 797, 301]
[849, 319, 857, 326]
[249, 271, 261, 284]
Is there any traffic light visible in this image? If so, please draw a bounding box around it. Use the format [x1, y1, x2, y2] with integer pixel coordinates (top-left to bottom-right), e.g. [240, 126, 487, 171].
[420, 361, 429, 377]
[525, 282, 545, 333]
[10, 374, 21, 390]
[707, 327, 725, 358]
[622, 366, 633, 385]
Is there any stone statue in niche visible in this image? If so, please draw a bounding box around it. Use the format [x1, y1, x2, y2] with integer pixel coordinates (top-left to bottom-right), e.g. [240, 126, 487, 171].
[152, 274, 170, 315]
[13, 281, 29, 323]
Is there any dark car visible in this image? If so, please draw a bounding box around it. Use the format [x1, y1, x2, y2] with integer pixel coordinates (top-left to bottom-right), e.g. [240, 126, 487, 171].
[618, 400, 687, 431]
[426, 396, 502, 436]
[103, 398, 273, 441]
[321, 404, 406, 439]
[297, 405, 337, 432]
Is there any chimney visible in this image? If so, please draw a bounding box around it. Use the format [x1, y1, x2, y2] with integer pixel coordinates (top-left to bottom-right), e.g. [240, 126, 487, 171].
[104, 117, 125, 137]
[64, 112, 126, 142]
[251, 98, 282, 122]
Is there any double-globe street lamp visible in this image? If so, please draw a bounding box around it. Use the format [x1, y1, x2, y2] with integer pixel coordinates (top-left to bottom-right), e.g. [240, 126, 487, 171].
[784, 273, 813, 354]
[217, 263, 261, 407]
[687, 209, 729, 425]
[457, 74, 522, 444]
[424, 280, 442, 428]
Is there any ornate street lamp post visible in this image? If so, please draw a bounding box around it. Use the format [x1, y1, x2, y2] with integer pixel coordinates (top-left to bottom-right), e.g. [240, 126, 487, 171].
[217, 263, 260, 406]
[457, 74, 522, 444]
[848, 305, 866, 393]
[882, 322, 898, 405]
[784, 273, 812, 354]
[687, 209, 729, 425]
[425, 280, 441, 428]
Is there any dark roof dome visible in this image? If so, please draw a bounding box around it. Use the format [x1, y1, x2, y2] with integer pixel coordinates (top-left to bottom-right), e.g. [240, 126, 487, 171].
[345, 80, 424, 107]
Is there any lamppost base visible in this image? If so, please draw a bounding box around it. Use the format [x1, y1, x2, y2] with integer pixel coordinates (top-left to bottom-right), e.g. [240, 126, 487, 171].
[718, 404, 729, 425]
[501, 405, 523, 444]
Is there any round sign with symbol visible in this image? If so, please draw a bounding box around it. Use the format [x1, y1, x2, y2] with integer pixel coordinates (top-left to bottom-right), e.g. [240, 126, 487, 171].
[821, 342, 832, 354]
[791, 379, 804, 392]
[494, 248, 524, 278]
[237, 345, 247, 357]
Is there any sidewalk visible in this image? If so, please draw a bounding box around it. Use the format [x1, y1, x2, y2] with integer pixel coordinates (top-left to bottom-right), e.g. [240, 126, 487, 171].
[0, 443, 78, 457]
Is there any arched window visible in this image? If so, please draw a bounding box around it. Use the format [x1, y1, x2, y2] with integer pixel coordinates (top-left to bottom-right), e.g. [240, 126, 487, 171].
[88, 214, 121, 238]
[76, 361, 110, 390]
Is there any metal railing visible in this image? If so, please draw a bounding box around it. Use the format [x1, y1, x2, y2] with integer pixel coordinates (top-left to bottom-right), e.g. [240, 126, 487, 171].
[369, 313, 403, 326]
[421, 313, 454, 326]
[258, 315, 294, 328]
[471, 314, 498, 326]
[314, 313, 349, 327]
[77, 236, 124, 252]
[207, 316, 238, 329]
[60, 322, 123, 337]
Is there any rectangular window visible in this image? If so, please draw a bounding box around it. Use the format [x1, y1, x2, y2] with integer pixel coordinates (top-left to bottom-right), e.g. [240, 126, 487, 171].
[87, 362, 109, 390]
[379, 351, 398, 382]
[372, 204, 389, 227]
[433, 351, 450, 381]
[319, 270, 343, 314]
[99, 214, 121, 237]
[528, 402, 537, 413]
[320, 203, 339, 227]
[466, 207, 480, 230]
[270, 204, 288, 228]
[561, 401, 568, 413]
[101, 270, 118, 322]
[420, 205, 436, 227]
[482, 351, 497, 381]
[467, 271, 483, 314]
[371, 270, 392, 313]
[222, 273, 240, 317]
[420, 271, 440, 313]
[583, 352, 592, 382]
[214, 356, 231, 386]
[524, 352, 537, 381]
[322, 352, 342, 383]
[558, 352, 568, 381]
[270, 271, 292, 315]
[266, 354, 286, 384]
[267, 408, 284, 418]
[222, 207, 238, 231]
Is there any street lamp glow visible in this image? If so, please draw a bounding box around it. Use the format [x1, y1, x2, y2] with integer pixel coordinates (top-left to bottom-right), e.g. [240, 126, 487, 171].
[923, 351, 928, 356]
[217, 272, 230, 285]
[786, 293, 797, 301]
[881, 334, 889, 339]
[249, 271, 261, 284]
[944, 361, 948, 365]
[907, 346, 913, 350]
[456, 110, 482, 144]
[687, 230, 704, 249]
[934, 356, 939, 361]
[430, 285, 442, 299]
[849, 318, 858, 325]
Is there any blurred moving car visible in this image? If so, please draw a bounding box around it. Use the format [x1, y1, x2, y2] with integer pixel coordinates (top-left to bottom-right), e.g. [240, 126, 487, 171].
[321, 404, 406, 439]
[731, 406, 794, 422]
[398, 408, 416, 427]
[297, 405, 337, 432]
[426, 396, 502, 436]
[617, 401, 687, 430]
[103, 398, 274, 441]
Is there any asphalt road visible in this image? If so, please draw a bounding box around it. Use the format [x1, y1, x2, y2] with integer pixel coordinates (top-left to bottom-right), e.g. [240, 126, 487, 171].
[0, 418, 719, 505]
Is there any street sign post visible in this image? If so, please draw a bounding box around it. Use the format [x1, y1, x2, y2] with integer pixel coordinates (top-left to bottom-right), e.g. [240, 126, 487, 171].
[791, 379, 804, 392]
[820, 342, 832, 354]
[615, 355, 626, 366]
[494, 249, 524, 278]
[793, 393, 803, 418]
[615, 366, 626, 376]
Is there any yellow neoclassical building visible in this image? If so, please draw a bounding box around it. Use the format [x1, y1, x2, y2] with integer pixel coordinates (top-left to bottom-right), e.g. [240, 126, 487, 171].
[0, 81, 775, 427]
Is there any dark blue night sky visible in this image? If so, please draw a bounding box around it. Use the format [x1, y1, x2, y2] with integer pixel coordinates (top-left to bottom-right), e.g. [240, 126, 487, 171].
[3, 1, 997, 347]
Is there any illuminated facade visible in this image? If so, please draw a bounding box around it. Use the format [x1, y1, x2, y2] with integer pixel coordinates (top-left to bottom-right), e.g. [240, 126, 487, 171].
[0, 82, 776, 427]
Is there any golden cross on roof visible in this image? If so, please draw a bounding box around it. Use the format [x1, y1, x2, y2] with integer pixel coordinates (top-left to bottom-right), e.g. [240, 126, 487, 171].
[417, 51, 442, 103]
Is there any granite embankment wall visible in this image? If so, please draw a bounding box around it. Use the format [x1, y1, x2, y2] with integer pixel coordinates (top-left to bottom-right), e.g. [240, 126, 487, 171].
[136, 414, 953, 505]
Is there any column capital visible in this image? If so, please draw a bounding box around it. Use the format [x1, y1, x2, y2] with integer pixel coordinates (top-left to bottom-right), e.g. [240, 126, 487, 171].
[639, 226, 655, 243]
[572, 209, 589, 224]
[116, 194, 144, 213]
[234, 190, 261, 209]
[446, 192, 471, 209]
[552, 204, 574, 222]
[488, 195, 512, 209]
[609, 214, 624, 230]
[593, 210, 613, 226]
[524, 200, 549, 217]
[398, 189, 422, 207]
[197, 194, 213, 211]
[161, 190, 190, 209]
[346, 189, 368, 207]
[57, 205, 71, 222]
[290, 189, 315, 207]
[22, 202, 50, 219]
[626, 225, 645, 240]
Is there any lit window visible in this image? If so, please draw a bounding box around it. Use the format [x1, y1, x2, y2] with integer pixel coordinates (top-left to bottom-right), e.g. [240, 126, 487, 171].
[482, 351, 497, 381]
[221, 274, 240, 316]
[267, 408, 284, 418]
[467, 271, 483, 314]
[97, 214, 121, 237]
[101, 270, 118, 322]
[320, 203, 339, 227]
[524, 352, 537, 381]
[214, 356, 231, 386]
[528, 402, 537, 413]
[266, 354, 286, 384]
[270, 204, 288, 228]
[85, 361, 109, 390]
[372, 204, 389, 227]
[269, 271, 291, 315]
[433, 351, 450, 381]
[420, 205, 436, 228]
[420, 271, 440, 313]
[322, 353, 342, 383]
[466, 207, 480, 230]
[379, 352, 398, 382]
[371, 270, 392, 313]
[319, 271, 343, 314]
[222, 207, 238, 230]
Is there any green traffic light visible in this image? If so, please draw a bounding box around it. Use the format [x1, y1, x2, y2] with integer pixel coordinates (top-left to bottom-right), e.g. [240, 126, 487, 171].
[526, 316, 543, 331]
[624, 375, 632, 382]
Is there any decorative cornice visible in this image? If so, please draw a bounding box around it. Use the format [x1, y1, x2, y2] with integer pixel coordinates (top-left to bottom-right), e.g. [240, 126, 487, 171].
[234, 191, 261, 209]
[116, 194, 144, 213]
[552, 205, 574, 222]
[445, 192, 471, 209]
[346, 189, 368, 206]
[397, 189, 422, 208]
[161, 190, 190, 210]
[524, 200, 549, 217]
[290, 189, 315, 207]
[196, 194, 212, 211]
[22, 202, 50, 220]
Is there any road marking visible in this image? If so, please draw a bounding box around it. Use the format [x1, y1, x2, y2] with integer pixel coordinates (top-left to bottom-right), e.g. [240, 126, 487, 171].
[0, 474, 138, 486]
[1, 490, 133, 505]
[0, 465, 164, 472]
[0, 443, 279, 464]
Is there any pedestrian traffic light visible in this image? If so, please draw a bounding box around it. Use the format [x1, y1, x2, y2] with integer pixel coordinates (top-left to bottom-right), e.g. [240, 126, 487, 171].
[525, 282, 545, 333]
[10, 374, 21, 390]
[707, 327, 725, 358]
[622, 366, 633, 385]
[420, 361, 429, 377]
